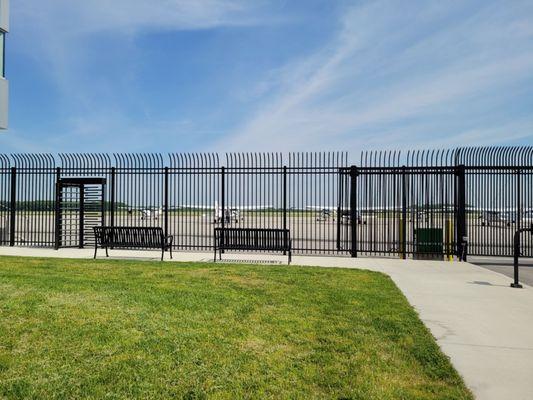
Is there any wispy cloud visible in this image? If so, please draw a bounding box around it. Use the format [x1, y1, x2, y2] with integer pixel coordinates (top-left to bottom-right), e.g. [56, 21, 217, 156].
[4, 0, 533, 154]
[217, 0, 533, 152]
[7, 0, 275, 151]
[15, 0, 267, 36]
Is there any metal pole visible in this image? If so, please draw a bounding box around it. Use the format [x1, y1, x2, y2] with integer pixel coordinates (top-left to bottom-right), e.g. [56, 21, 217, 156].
[516, 168, 521, 229]
[401, 166, 407, 259]
[9, 167, 16, 247]
[283, 165, 287, 255]
[79, 184, 84, 248]
[456, 165, 467, 261]
[110, 167, 116, 229]
[221, 166, 225, 253]
[164, 166, 169, 238]
[54, 168, 61, 250]
[511, 225, 533, 288]
[101, 182, 106, 228]
[349, 165, 357, 258]
[336, 169, 343, 251]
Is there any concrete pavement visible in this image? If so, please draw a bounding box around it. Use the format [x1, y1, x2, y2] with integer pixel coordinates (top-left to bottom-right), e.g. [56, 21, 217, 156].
[1, 247, 533, 400]
[470, 256, 533, 287]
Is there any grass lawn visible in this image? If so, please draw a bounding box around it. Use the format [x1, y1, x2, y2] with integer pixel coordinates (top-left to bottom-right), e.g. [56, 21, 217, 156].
[0, 256, 472, 399]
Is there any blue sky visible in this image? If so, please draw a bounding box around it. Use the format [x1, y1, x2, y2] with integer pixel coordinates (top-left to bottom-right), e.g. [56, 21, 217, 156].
[1, 0, 532, 154]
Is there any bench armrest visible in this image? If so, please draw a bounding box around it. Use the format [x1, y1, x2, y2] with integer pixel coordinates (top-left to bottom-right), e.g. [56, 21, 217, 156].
[165, 235, 174, 245]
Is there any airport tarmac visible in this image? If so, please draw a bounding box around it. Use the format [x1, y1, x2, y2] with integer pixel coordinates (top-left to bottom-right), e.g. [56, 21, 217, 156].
[1, 213, 531, 258]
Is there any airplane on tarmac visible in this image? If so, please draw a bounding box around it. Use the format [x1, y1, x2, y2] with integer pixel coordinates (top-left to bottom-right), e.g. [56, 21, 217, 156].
[177, 201, 273, 224]
[126, 207, 163, 221]
[305, 206, 368, 224]
[475, 208, 533, 227]
[306, 204, 458, 224]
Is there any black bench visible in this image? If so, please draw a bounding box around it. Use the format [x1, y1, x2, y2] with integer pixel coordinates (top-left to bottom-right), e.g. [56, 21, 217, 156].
[93, 226, 173, 261]
[214, 228, 292, 264]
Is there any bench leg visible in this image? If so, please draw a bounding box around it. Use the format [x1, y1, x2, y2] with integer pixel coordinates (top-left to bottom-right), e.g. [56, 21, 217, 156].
[169, 246, 173, 260]
[94, 244, 97, 259]
[288, 250, 292, 265]
[161, 248, 164, 261]
[105, 246, 109, 257]
[213, 247, 217, 262]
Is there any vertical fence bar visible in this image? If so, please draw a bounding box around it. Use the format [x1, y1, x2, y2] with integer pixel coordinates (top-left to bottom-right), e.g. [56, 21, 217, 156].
[101, 182, 106, 228]
[283, 165, 287, 255]
[9, 167, 16, 247]
[401, 166, 407, 259]
[336, 169, 342, 251]
[221, 166, 225, 253]
[456, 164, 467, 261]
[350, 165, 357, 257]
[79, 184, 85, 248]
[110, 167, 116, 229]
[54, 167, 61, 249]
[164, 166, 169, 238]
[516, 167, 521, 230]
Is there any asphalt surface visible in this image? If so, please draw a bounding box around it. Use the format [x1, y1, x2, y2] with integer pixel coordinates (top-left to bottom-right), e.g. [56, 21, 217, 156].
[469, 256, 533, 287]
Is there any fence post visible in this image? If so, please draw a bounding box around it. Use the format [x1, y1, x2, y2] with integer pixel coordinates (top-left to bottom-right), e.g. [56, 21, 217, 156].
[221, 166, 225, 253]
[54, 167, 61, 250]
[401, 166, 407, 259]
[516, 167, 521, 229]
[164, 167, 169, 238]
[100, 182, 106, 228]
[79, 184, 85, 248]
[349, 165, 358, 258]
[511, 225, 533, 288]
[283, 165, 287, 255]
[110, 167, 116, 229]
[9, 167, 16, 247]
[456, 164, 467, 261]
[336, 170, 343, 251]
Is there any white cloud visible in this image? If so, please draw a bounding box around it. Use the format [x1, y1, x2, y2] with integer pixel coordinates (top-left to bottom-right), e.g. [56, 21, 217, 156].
[15, 0, 265, 36]
[215, 0, 533, 153]
[8, 0, 274, 149]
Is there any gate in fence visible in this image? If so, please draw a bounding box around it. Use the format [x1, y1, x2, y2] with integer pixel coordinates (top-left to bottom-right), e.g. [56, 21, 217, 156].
[0, 147, 531, 259]
[55, 177, 106, 249]
[337, 164, 467, 260]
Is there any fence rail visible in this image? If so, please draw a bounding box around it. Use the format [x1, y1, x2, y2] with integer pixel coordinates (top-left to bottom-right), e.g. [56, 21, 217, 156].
[0, 148, 532, 258]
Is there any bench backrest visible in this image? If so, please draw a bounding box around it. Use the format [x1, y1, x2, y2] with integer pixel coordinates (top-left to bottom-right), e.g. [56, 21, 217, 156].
[215, 228, 290, 251]
[94, 226, 164, 248]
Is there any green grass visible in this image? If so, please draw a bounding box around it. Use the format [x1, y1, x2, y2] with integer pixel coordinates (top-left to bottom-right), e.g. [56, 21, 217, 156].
[0, 257, 472, 400]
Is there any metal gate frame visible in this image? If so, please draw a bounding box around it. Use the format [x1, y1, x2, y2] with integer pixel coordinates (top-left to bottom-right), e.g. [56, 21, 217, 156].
[54, 177, 106, 249]
[337, 165, 466, 260]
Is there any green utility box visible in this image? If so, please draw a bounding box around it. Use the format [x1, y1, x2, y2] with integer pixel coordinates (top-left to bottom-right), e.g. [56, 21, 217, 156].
[414, 228, 444, 260]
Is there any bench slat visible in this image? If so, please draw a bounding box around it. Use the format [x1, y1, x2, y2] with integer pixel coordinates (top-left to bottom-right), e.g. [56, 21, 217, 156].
[94, 226, 166, 249]
[213, 228, 291, 264]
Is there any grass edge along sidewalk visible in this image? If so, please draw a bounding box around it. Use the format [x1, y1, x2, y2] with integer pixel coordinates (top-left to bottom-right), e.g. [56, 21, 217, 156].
[0, 256, 473, 399]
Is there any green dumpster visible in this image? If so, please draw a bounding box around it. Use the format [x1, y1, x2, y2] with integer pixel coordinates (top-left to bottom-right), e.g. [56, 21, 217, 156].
[414, 228, 443, 259]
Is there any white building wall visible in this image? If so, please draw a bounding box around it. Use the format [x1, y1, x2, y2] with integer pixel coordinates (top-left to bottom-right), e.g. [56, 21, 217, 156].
[0, 79, 7, 129]
[0, 0, 8, 32]
[0, 0, 8, 130]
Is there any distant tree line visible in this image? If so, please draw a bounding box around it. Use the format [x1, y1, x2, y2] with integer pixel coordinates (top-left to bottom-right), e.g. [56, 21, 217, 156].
[0, 201, 129, 212]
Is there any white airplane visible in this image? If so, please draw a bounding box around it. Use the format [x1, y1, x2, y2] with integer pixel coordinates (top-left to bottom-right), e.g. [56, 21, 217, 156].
[126, 207, 163, 221]
[306, 206, 368, 224]
[178, 201, 273, 224]
[474, 207, 533, 227]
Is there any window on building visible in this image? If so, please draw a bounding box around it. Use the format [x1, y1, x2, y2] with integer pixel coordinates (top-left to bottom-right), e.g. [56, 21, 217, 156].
[0, 32, 4, 78]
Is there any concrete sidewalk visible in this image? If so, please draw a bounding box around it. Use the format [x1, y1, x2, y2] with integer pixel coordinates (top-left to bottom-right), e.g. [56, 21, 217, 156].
[470, 255, 533, 286]
[1, 247, 533, 400]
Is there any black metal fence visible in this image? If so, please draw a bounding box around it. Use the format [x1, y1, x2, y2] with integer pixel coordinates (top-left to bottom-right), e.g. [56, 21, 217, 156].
[0, 147, 531, 259]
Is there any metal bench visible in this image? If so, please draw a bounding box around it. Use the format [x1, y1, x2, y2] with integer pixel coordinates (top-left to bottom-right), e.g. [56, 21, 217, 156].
[93, 226, 173, 261]
[214, 228, 292, 264]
